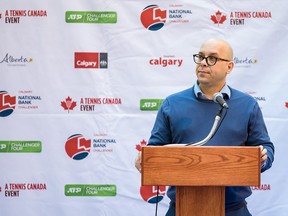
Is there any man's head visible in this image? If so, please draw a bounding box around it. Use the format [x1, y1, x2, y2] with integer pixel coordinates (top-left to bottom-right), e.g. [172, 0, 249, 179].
[194, 39, 234, 94]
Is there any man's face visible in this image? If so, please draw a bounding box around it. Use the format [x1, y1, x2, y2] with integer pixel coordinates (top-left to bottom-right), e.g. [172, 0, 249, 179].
[195, 41, 233, 89]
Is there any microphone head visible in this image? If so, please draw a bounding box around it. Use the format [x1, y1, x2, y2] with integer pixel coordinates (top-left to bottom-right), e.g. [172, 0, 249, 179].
[213, 92, 229, 109]
[212, 92, 223, 103]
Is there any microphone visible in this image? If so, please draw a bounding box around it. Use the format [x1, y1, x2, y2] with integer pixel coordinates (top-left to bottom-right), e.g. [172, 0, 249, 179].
[213, 92, 229, 109]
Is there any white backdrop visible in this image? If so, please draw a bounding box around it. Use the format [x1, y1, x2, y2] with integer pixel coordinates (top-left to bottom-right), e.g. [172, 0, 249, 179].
[0, 0, 287, 215]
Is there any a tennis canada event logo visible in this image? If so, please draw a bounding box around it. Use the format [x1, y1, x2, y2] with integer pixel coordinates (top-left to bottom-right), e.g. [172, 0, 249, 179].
[140, 5, 167, 31]
[74, 52, 108, 69]
[211, 10, 227, 26]
[65, 134, 91, 160]
[136, 139, 166, 203]
[61, 96, 77, 113]
[0, 91, 16, 117]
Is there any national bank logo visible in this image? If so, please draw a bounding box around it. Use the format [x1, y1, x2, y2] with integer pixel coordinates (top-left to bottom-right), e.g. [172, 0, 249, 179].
[66, 11, 117, 24]
[140, 4, 193, 31]
[74, 52, 108, 69]
[140, 5, 167, 31]
[65, 134, 116, 160]
[0, 91, 16, 117]
[135, 139, 166, 203]
[65, 134, 91, 160]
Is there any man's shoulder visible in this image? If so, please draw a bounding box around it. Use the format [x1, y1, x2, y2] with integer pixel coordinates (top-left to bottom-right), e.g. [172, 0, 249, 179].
[229, 87, 255, 99]
[166, 87, 194, 100]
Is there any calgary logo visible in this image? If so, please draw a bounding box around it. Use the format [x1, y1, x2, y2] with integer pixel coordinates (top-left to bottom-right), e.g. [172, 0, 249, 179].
[211, 10, 227, 26]
[61, 96, 77, 113]
[140, 5, 167, 31]
[65, 134, 91, 160]
[136, 139, 166, 203]
[0, 91, 16, 117]
[74, 52, 108, 69]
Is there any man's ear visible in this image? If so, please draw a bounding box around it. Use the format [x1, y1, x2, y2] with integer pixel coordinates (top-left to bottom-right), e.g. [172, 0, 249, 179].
[227, 61, 234, 74]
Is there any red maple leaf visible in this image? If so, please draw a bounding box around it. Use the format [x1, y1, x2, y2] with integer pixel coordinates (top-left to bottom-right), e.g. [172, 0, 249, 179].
[285, 102, 288, 108]
[135, 139, 147, 152]
[211, 10, 226, 25]
[61, 96, 77, 112]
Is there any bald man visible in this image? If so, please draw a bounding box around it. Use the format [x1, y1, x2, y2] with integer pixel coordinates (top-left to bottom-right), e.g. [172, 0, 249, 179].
[135, 39, 274, 216]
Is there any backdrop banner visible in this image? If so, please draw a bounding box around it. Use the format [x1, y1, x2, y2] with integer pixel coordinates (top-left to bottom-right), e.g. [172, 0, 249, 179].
[0, 0, 286, 215]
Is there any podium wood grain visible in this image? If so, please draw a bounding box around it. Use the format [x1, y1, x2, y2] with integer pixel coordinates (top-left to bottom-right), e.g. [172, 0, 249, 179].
[141, 146, 260, 216]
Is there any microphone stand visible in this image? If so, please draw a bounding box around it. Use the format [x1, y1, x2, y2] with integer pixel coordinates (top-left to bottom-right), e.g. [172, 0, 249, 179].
[165, 107, 225, 147]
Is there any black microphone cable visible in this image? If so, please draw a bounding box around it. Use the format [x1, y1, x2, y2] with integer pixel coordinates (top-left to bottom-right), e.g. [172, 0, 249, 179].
[153, 186, 160, 216]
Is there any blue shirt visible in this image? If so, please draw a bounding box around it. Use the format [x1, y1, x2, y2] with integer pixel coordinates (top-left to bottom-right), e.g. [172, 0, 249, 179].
[148, 84, 274, 209]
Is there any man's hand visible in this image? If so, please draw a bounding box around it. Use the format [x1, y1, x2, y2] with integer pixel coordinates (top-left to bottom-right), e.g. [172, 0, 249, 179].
[260, 145, 267, 167]
[135, 152, 142, 173]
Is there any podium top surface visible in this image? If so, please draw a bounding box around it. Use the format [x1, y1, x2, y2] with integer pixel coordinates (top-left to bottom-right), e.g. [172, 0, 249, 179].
[141, 146, 260, 186]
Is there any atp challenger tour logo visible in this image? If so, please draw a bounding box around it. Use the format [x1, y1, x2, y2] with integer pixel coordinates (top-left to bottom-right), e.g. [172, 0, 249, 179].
[0, 141, 42, 153]
[135, 139, 166, 203]
[65, 184, 116, 197]
[140, 99, 164, 111]
[66, 11, 117, 23]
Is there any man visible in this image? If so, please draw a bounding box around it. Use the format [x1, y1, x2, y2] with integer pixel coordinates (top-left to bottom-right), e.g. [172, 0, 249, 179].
[135, 39, 275, 216]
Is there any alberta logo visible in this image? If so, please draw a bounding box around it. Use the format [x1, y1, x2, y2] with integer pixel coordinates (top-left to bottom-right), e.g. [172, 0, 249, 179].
[135, 139, 166, 203]
[65, 134, 91, 160]
[0, 91, 16, 117]
[0, 53, 33, 66]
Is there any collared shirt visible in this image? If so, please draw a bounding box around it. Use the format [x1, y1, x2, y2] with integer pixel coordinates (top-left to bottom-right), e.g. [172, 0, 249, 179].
[194, 81, 231, 100]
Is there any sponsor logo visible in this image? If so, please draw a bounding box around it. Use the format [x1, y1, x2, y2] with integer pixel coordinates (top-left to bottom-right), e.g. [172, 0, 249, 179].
[65, 134, 116, 160]
[61, 96, 122, 113]
[65, 184, 116, 196]
[65, 134, 91, 160]
[233, 56, 258, 68]
[66, 11, 117, 24]
[140, 4, 193, 31]
[0, 141, 42, 153]
[140, 99, 164, 111]
[211, 10, 227, 26]
[74, 52, 108, 69]
[0, 53, 33, 66]
[17, 90, 42, 109]
[211, 10, 272, 26]
[61, 96, 77, 113]
[251, 184, 271, 191]
[135, 139, 167, 203]
[140, 5, 167, 31]
[149, 56, 183, 67]
[1, 10, 47, 24]
[3, 183, 47, 197]
[0, 91, 16, 117]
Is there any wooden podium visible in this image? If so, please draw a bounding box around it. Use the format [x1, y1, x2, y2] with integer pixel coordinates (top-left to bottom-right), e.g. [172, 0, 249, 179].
[141, 146, 260, 216]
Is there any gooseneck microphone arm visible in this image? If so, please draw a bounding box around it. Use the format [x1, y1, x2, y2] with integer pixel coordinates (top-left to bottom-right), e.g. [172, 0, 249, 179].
[185, 107, 223, 146]
[166, 92, 229, 147]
